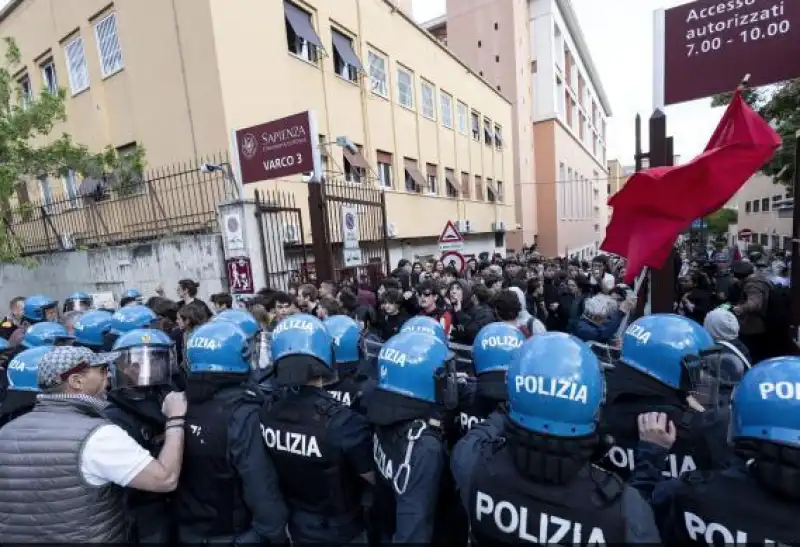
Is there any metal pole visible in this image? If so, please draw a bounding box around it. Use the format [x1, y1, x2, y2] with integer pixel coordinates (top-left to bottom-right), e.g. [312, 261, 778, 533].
[648, 110, 676, 314]
[789, 130, 800, 340]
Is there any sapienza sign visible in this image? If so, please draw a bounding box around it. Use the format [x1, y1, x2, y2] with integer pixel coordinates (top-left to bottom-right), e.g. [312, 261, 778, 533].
[234, 111, 318, 184]
[657, 0, 800, 105]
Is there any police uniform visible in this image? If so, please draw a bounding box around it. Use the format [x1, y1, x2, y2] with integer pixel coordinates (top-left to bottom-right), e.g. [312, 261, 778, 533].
[324, 315, 370, 412]
[0, 346, 46, 428]
[0, 317, 19, 340]
[175, 322, 288, 544]
[260, 386, 372, 542]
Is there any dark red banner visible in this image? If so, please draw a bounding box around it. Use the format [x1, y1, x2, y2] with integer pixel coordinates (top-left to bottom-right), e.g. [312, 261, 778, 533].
[234, 111, 314, 184]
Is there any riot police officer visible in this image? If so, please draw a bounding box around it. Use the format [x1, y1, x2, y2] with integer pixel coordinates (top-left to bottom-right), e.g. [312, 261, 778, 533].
[211, 309, 271, 384]
[261, 314, 373, 543]
[107, 305, 159, 348]
[631, 356, 800, 544]
[20, 322, 74, 349]
[106, 329, 180, 543]
[324, 314, 371, 410]
[451, 332, 662, 544]
[63, 291, 93, 313]
[597, 314, 732, 480]
[0, 345, 49, 427]
[455, 322, 525, 439]
[367, 330, 463, 544]
[174, 321, 288, 544]
[121, 288, 145, 307]
[73, 310, 115, 351]
[7, 295, 60, 347]
[400, 315, 449, 345]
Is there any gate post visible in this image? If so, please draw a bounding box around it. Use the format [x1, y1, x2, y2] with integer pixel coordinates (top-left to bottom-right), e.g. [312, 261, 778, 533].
[380, 190, 391, 274]
[308, 183, 334, 282]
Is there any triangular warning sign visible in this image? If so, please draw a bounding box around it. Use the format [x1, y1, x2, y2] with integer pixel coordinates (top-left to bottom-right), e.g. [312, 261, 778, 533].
[438, 220, 464, 244]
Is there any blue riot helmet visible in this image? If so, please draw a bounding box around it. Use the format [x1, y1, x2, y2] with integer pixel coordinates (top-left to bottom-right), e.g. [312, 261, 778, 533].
[63, 291, 92, 313]
[122, 289, 144, 305]
[0, 337, 8, 352]
[73, 310, 114, 349]
[21, 322, 75, 349]
[621, 313, 721, 407]
[108, 305, 158, 336]
[324, 315, 362, 366]
[377, 331, 456, 407]
[400, 316, 448, 345]
[22, 294, 58, 323]
[731, 356, 800, 448]
[211, 309, 264, 370]
[472, 322, 526, 401]
[5, 346, 51, 392]
[112, 329, 176, 391]
[186, 321, 251, 374]
[270, 314, 334, 385]
[507, 333, 605, 437]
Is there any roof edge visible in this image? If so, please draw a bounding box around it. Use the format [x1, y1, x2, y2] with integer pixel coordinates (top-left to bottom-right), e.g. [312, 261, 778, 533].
[0, 0, 24, 25]
[556, 0, 612, 116]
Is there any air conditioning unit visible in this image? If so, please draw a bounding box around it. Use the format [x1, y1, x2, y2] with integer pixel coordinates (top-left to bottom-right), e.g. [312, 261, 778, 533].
[456, 220, 473, 234]
[59, 231, 75, 250]
[492, 221, 507, 233]
[387, 222, 399, 238]
[283, 224, 300, 244]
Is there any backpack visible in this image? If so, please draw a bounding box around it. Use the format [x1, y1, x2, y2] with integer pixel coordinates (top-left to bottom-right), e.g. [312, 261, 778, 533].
[763, 281, 791, 331]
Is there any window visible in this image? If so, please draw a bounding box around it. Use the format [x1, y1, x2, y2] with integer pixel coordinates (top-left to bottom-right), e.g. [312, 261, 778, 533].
[556, 75, 565, 117]
[38, 176, 54, 213]
[440, 91, 453, 129]
[331, 29, 362, 82]
[377, 150, 393, 189]
[471, 111, 480, 141]
[64, 36, 90, 94]
[63, 169, 80, 207]
[41, 60, 57, 94]
[445, 169, 458, 198]
[367, 51, 388, 97]
[494, 124, 503, 149]
[567, 168, 573, 218]
[487, 178, 496, 203]
[753, 199, 760, 213]
[19, 75, 32, 109]
[760, 233, 768, 246]
[284, 1, 322, 63]
[762, 197, 770, 211]
[773, 194, 782, 202]
[461, 172, 471, 199]
[478, 40, 482, 48]
[343, 145, 366, 183]
[426, 163, 438, 195]
[483, 118, 493, 146]
[496, 180, 504, 202]
[456, 101, 468, 135]
[404, 158, 425, 193]
[421, 80, 435, 120]
[559, 163, 566, 218]
[397, 66, 414, 109]
[475, 175, 483, 200]
[495, 55, 500, 63]
[745, 201, 751, 213]
[94, 13, 124, 77]
[607, 182, 611, 194]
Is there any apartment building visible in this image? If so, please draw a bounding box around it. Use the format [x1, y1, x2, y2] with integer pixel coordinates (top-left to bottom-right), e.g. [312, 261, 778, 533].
[1, 0, 514, 264]
[422, 0, 611, 259]
[731, 173, 793, 252]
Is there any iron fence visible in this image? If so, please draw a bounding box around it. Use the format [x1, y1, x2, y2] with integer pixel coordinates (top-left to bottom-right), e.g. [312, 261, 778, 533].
[4, 153, 232, 255]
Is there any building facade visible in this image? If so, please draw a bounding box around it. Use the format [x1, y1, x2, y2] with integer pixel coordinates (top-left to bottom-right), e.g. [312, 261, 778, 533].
[730, 173, 793, 252]
[1, 0, 515, 268]
[422, 0, 611, 259]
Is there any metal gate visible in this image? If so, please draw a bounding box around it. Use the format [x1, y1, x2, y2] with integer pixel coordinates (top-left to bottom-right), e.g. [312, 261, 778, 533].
[254, 189, 310, 291]
[320, 179, 390, 285]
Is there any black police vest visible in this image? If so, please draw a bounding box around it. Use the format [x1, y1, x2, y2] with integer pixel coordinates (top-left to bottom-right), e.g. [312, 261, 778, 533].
[260, 391, 362, 516]
[598, 408, 714, 481]
[174, 387, 256, 538]
[326, 373, 362, 409]
[469, 443, 627, 546]
[372, 419, 463, 545]
[456, 396, 497, 440]
[669, 468, 800, 545]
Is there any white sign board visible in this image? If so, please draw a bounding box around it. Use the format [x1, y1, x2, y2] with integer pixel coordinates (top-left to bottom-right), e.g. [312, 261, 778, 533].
[343, 247, 363, 268]
[342, 206, 360, 249]
[90, 292, 116, 311]
[222, 212, 245, 254]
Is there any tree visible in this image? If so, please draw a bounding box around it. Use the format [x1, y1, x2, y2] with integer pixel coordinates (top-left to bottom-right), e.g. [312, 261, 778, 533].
[711, 79, 800, 187]
[0, 37, 145, 260]
[705, 207, 738, 234]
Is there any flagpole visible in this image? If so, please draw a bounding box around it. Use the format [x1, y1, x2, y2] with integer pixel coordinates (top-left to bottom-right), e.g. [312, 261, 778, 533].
[616, 267, 649, 339]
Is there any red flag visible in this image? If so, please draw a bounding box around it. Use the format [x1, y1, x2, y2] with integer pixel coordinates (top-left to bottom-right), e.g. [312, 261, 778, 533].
[602, 90, 780, 283]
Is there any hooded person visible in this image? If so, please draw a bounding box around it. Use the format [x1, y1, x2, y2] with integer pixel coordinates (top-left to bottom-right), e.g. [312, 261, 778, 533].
[448, 280, 494, 345]
[508, 286, 546, 338]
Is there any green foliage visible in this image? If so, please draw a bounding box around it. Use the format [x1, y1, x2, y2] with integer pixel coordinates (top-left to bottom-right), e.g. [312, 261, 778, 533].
[706, 207, 738, 234]
[711, 79, 800, 187]
[0, 37, 146, 262]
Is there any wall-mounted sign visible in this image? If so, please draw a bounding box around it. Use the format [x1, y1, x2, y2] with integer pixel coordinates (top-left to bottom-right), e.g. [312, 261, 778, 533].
[226, 256, 254, 294]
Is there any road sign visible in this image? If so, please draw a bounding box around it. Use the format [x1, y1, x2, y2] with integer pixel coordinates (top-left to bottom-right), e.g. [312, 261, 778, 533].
[440, 251, 466, 274]
[692, 218, 708, 229]
[654, 0, 800, 107]
[342, 206, 359, 249]
[438, 220, 464, 251]
[343, 248, 363, 268]
[233, 111, 320, 184]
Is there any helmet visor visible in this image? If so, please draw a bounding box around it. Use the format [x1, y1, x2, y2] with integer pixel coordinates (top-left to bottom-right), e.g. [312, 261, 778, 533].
[252, 331, 271, 372]
[113, 346, 176, 389]
[683, 348, 723, 410]
[64, 298, 92, 312]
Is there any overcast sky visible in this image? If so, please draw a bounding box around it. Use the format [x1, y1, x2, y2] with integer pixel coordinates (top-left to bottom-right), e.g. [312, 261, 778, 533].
[413, 0, 726, 166]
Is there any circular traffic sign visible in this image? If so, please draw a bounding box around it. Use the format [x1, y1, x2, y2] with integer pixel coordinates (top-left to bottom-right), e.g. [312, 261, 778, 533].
[345, 212, 356, 230]
[440, 251, 466, 274]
